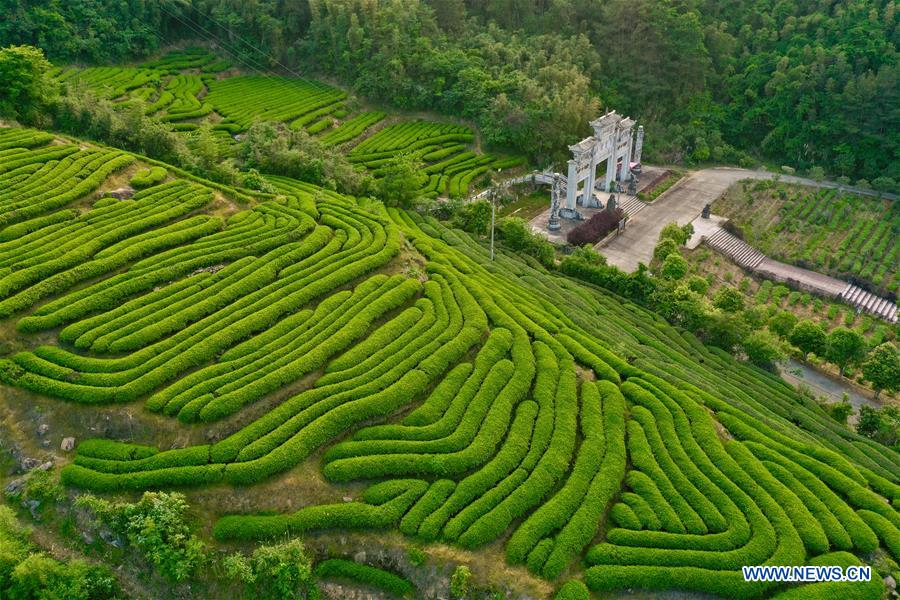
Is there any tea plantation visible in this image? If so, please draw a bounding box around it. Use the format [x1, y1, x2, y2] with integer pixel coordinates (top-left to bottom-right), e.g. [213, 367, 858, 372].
[49, 48, 524, 198]
[0, 124, 897, 599]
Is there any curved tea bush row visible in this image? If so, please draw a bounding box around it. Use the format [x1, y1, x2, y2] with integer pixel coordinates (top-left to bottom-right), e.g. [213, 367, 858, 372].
[539, 380, 627, 579]
[213, 480, 429, 540]
[343, 120, 513, 196]
[289, 102, 345, 130]
[18, 196, 320, 332]
[0, 147, 133, 229]
[0, 210, 77, 242]
[58, 275, 482, 490]
[505, 380, 608, 565]
[153, 275, 422, 422]
[142, 48, 220, 72]
[2, 216, 394, 405]
[2, 126, 898, 599]
[350, 121, 471, 155]
[306, 118, 332, 134]
[155, 75, 211, 122]
[0, 181, 214, 318]
[56, 66, 162, 99]
[320, 112, 386, 146]
[554, 580, 590, 600]
[204, 76, 347, 130]
[314, 559, 415, 597]
[0, 128, 55, 150]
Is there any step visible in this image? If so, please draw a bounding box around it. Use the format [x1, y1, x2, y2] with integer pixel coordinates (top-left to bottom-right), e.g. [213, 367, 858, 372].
[838, 285, 899, 323]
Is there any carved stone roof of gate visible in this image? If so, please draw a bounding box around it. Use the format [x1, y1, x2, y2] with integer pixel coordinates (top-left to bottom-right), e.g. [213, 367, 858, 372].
[590, 111, 621, 131]
[569, 137, 596, 155]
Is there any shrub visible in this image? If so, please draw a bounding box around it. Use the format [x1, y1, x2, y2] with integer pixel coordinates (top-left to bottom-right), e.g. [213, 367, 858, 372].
[790, 320, 827, 357]
[498, 217, 555, 267]
[856, 405, 899, 447]
[659, 222, 692, 246]
[825, 327, 866, 375]
[768, 311, 798, 338]
[566, 207, 624, 246]
[224, 539, 319, 600]
[743, 330, 784, 369]
[686, 275, 709, 295]
[653, 238, 679, 263]
[661, 253, 689, 280]
[449, 565, 471, 599]
[712, 286, 744, 312]
[861, 342, 899, 398]
[75, 491, 207, 582]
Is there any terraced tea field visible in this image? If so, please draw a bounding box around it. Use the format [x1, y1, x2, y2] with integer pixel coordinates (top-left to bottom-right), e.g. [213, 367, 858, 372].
[714, 182, 899, 295]
[348, 121, 525, 197]
[50, 48, 524, 199]
[0, 124, 897, 598]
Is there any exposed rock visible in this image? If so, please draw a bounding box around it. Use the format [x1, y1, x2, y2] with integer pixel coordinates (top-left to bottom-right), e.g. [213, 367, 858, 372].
[37, 423, 49, 437]
[4, 478, 26, 495]
[342, 496, 353, 502]
[885, 575, 896, 592]
[99, 528, 124, 548]
[61, 437, 76, 451]
[37, 461, 53, 471]
[353, 550, 366, 564]
[19, 457, 40, 471]
[103, 187, 134, 200]
[23, 499, 41, 519]
[81, 530, 95, 545]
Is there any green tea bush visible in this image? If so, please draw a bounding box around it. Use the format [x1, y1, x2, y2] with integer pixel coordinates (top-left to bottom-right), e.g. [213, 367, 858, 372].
[315, 559, 414, 597]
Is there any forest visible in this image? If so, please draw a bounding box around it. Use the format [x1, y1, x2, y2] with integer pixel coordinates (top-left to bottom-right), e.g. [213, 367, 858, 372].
[1, 0, 897, 184]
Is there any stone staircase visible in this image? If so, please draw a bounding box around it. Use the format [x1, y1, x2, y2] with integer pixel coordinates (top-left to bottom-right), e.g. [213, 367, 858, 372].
[617, 195, 648, 219]
[839, 284, 899, 323]
[704, 229, 766, 270]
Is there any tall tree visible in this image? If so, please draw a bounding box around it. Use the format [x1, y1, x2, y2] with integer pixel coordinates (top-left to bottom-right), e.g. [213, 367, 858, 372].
[861, 342, 900, 399]
[0, 45, 57, 123]
[826, 327, 867, 376]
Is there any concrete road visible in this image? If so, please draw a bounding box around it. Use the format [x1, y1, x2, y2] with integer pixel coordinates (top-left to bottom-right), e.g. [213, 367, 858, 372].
[599, 168, 757, 272]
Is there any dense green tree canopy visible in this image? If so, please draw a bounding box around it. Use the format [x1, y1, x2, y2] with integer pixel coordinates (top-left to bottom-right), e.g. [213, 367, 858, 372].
[0, 44, 57, 122]
[861, 342, 900, 398]
[826, 326, 867, 375]
[1, 0, 896, 179]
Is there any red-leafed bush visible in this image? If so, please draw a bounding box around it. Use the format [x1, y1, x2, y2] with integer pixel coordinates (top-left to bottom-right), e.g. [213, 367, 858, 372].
[567, 208, 624, 246]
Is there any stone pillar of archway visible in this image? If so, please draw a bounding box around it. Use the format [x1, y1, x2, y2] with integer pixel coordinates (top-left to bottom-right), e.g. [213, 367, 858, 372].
[566, 159, 577, 210]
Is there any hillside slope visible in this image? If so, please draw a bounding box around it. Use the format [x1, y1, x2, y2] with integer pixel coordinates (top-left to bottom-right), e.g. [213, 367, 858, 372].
[0, 125, 897, 598]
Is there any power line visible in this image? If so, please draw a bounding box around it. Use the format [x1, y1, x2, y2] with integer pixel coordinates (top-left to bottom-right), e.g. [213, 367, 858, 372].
[154, 2, 329, 121]
[156, 3, 279, 76]
[183, 3, 306, 79]
[151, 2, 324, 125]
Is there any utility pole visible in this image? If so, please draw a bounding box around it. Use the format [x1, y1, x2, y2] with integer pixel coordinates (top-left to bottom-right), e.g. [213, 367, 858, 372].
[488, 170, 501, 261]
[489, 186, 496, 261]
